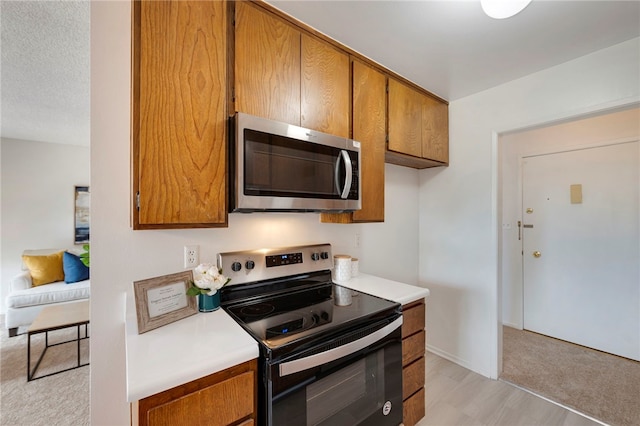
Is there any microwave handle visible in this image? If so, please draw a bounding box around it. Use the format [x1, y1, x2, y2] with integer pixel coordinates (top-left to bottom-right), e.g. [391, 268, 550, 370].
[334, 150, 353, 199]
[279, 316, 403, 377]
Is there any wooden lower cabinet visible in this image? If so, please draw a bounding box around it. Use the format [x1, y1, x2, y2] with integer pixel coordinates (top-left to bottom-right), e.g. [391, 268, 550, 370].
[132, 359, 257, 426]
[401, 299, 426, 426]
[403, 387, 426, 426]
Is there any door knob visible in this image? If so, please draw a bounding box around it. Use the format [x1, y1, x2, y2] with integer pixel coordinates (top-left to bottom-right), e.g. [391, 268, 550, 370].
[533, 251, 541, 258]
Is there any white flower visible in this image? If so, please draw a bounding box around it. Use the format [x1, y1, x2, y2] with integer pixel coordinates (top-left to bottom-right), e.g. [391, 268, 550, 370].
[191, 263, 230, 296]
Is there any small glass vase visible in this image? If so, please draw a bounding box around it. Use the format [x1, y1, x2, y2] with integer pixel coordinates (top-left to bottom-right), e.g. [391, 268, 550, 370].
[198, 291, 220, 313]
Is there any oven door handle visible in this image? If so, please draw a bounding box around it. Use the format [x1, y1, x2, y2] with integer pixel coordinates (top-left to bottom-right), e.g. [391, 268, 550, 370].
[279, 316, 403, 377]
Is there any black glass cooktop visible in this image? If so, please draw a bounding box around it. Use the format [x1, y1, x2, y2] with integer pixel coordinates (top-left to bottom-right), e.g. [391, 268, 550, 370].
[223, 280, 399, 350]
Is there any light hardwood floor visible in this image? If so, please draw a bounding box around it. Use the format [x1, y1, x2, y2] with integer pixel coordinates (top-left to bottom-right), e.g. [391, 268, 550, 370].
[419, 352, 602, 426]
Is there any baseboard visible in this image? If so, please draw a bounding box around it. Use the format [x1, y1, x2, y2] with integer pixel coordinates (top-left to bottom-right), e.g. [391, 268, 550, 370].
[502, 322, 521, 329]
[426, 344, 475, 372]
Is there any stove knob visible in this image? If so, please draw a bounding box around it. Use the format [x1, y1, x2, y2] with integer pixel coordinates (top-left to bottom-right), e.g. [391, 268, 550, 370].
[320, 251, 329, 260]
[245, 260, 255, 270]
[320, 311, 330, 321]
[311, 252, 320, 261]
[231, 261, 242, 272]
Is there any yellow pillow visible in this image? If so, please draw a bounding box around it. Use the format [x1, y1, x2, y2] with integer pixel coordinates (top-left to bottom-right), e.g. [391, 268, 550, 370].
[22, 252, 65, 286]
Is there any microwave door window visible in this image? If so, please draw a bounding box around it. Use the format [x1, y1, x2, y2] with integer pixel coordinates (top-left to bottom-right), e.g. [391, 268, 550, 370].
[244, 130, 338, 198]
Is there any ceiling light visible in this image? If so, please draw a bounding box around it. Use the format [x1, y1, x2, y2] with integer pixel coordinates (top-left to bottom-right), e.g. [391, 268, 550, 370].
[481, 0, 532, 19]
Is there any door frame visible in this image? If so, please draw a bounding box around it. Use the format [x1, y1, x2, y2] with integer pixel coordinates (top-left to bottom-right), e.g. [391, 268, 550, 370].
[493, 104, 640, 379]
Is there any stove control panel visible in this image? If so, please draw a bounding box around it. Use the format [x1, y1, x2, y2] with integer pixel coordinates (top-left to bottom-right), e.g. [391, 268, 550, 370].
[217, 243, 333, 286]
[266, 252, 303, 267]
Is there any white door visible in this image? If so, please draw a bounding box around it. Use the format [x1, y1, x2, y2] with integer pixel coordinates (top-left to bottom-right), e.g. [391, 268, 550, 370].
[522, 141, 639, 361]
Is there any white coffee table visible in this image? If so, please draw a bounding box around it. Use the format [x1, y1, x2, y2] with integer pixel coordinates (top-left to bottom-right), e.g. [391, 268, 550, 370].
[27, 300, 90, 381]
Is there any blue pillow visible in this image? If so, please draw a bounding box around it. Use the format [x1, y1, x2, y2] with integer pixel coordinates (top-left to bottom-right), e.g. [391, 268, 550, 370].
[63, 251, 89, 284]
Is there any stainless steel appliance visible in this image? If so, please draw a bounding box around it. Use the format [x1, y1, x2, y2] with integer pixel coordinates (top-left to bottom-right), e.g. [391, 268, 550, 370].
[218, 244, 403, 426]
[230, 112, 361, 212]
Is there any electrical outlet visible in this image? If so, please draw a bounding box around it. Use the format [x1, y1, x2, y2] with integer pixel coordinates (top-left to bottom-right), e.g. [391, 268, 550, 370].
[355, 232, 361, 248]
[184, 245, 199, 268]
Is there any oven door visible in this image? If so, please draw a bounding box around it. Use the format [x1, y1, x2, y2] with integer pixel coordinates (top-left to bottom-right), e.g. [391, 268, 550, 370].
[267, 316, 403, 426]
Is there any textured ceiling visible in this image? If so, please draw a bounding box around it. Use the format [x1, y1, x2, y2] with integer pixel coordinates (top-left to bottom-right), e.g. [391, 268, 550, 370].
[1, 1, 90, 146]
[1, 1, 639, 147]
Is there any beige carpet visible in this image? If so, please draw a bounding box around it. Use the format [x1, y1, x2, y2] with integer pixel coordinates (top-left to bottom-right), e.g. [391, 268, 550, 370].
[501, 326, 640, 426]
[0, 317, 89, 426]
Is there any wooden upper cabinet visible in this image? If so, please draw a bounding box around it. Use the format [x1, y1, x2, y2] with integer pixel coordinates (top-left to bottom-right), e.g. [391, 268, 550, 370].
[422, 95, 449, 163]
[234, 1, 301, 125]
[235, 3, 349, 137]
[352, 61, 385, 222]
[301, 34, 350, 138]
[132, 0, 227, 229]
[387, 78, 449, 169]
[321, 59, 386, 224]
[388, 79, 422, 158]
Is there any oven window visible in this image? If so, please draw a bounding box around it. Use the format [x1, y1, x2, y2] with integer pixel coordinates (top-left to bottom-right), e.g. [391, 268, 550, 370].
[306, 351, 384, 426]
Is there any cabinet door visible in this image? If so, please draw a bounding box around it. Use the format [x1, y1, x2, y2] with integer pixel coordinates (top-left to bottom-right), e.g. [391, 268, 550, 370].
[138, 359, 257, 426]
[301, 34, 350, 138]
[133, 0, 227, 228]
[352, 61, 386, 222]
[234, 1, 301, 126]
[422, 96, 449, 163]
[146, 372, 254, 426]
[388, 79, 422, 158]
[320, 60, 386, 224]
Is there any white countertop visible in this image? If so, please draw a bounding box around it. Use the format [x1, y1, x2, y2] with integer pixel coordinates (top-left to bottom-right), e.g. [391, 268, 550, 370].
[124, 273, 428, 402]
[337, 272, 430, 306]
[125, 308, 259, 402]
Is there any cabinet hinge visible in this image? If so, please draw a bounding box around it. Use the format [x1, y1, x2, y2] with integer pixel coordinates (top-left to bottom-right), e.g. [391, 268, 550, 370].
[136, 192, 140, 211]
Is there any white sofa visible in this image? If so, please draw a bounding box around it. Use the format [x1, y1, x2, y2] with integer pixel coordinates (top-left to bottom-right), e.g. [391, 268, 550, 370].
[5, 249, 90, 337]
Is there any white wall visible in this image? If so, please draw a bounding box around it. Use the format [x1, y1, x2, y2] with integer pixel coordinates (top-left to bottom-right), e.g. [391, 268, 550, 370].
[501, 107, 640, 328]
[420, 37, 640, 378]
[0, 138, 90, 313]
[91, 3, 420, 423]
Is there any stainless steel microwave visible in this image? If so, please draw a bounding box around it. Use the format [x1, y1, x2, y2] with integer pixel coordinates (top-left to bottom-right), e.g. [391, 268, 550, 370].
[230, 112, 361, 213]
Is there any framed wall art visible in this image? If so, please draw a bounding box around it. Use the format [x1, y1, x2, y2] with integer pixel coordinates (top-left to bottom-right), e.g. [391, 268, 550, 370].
[133, 271, 197, 334]
[74, 186, 90, 244]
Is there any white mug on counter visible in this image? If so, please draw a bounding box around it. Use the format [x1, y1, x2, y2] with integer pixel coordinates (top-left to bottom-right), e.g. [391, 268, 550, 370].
[333, 254, 352, 282]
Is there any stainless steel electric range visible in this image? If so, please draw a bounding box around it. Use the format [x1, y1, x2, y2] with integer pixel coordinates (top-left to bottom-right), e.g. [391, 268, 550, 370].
[218, 243, 403, 426]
